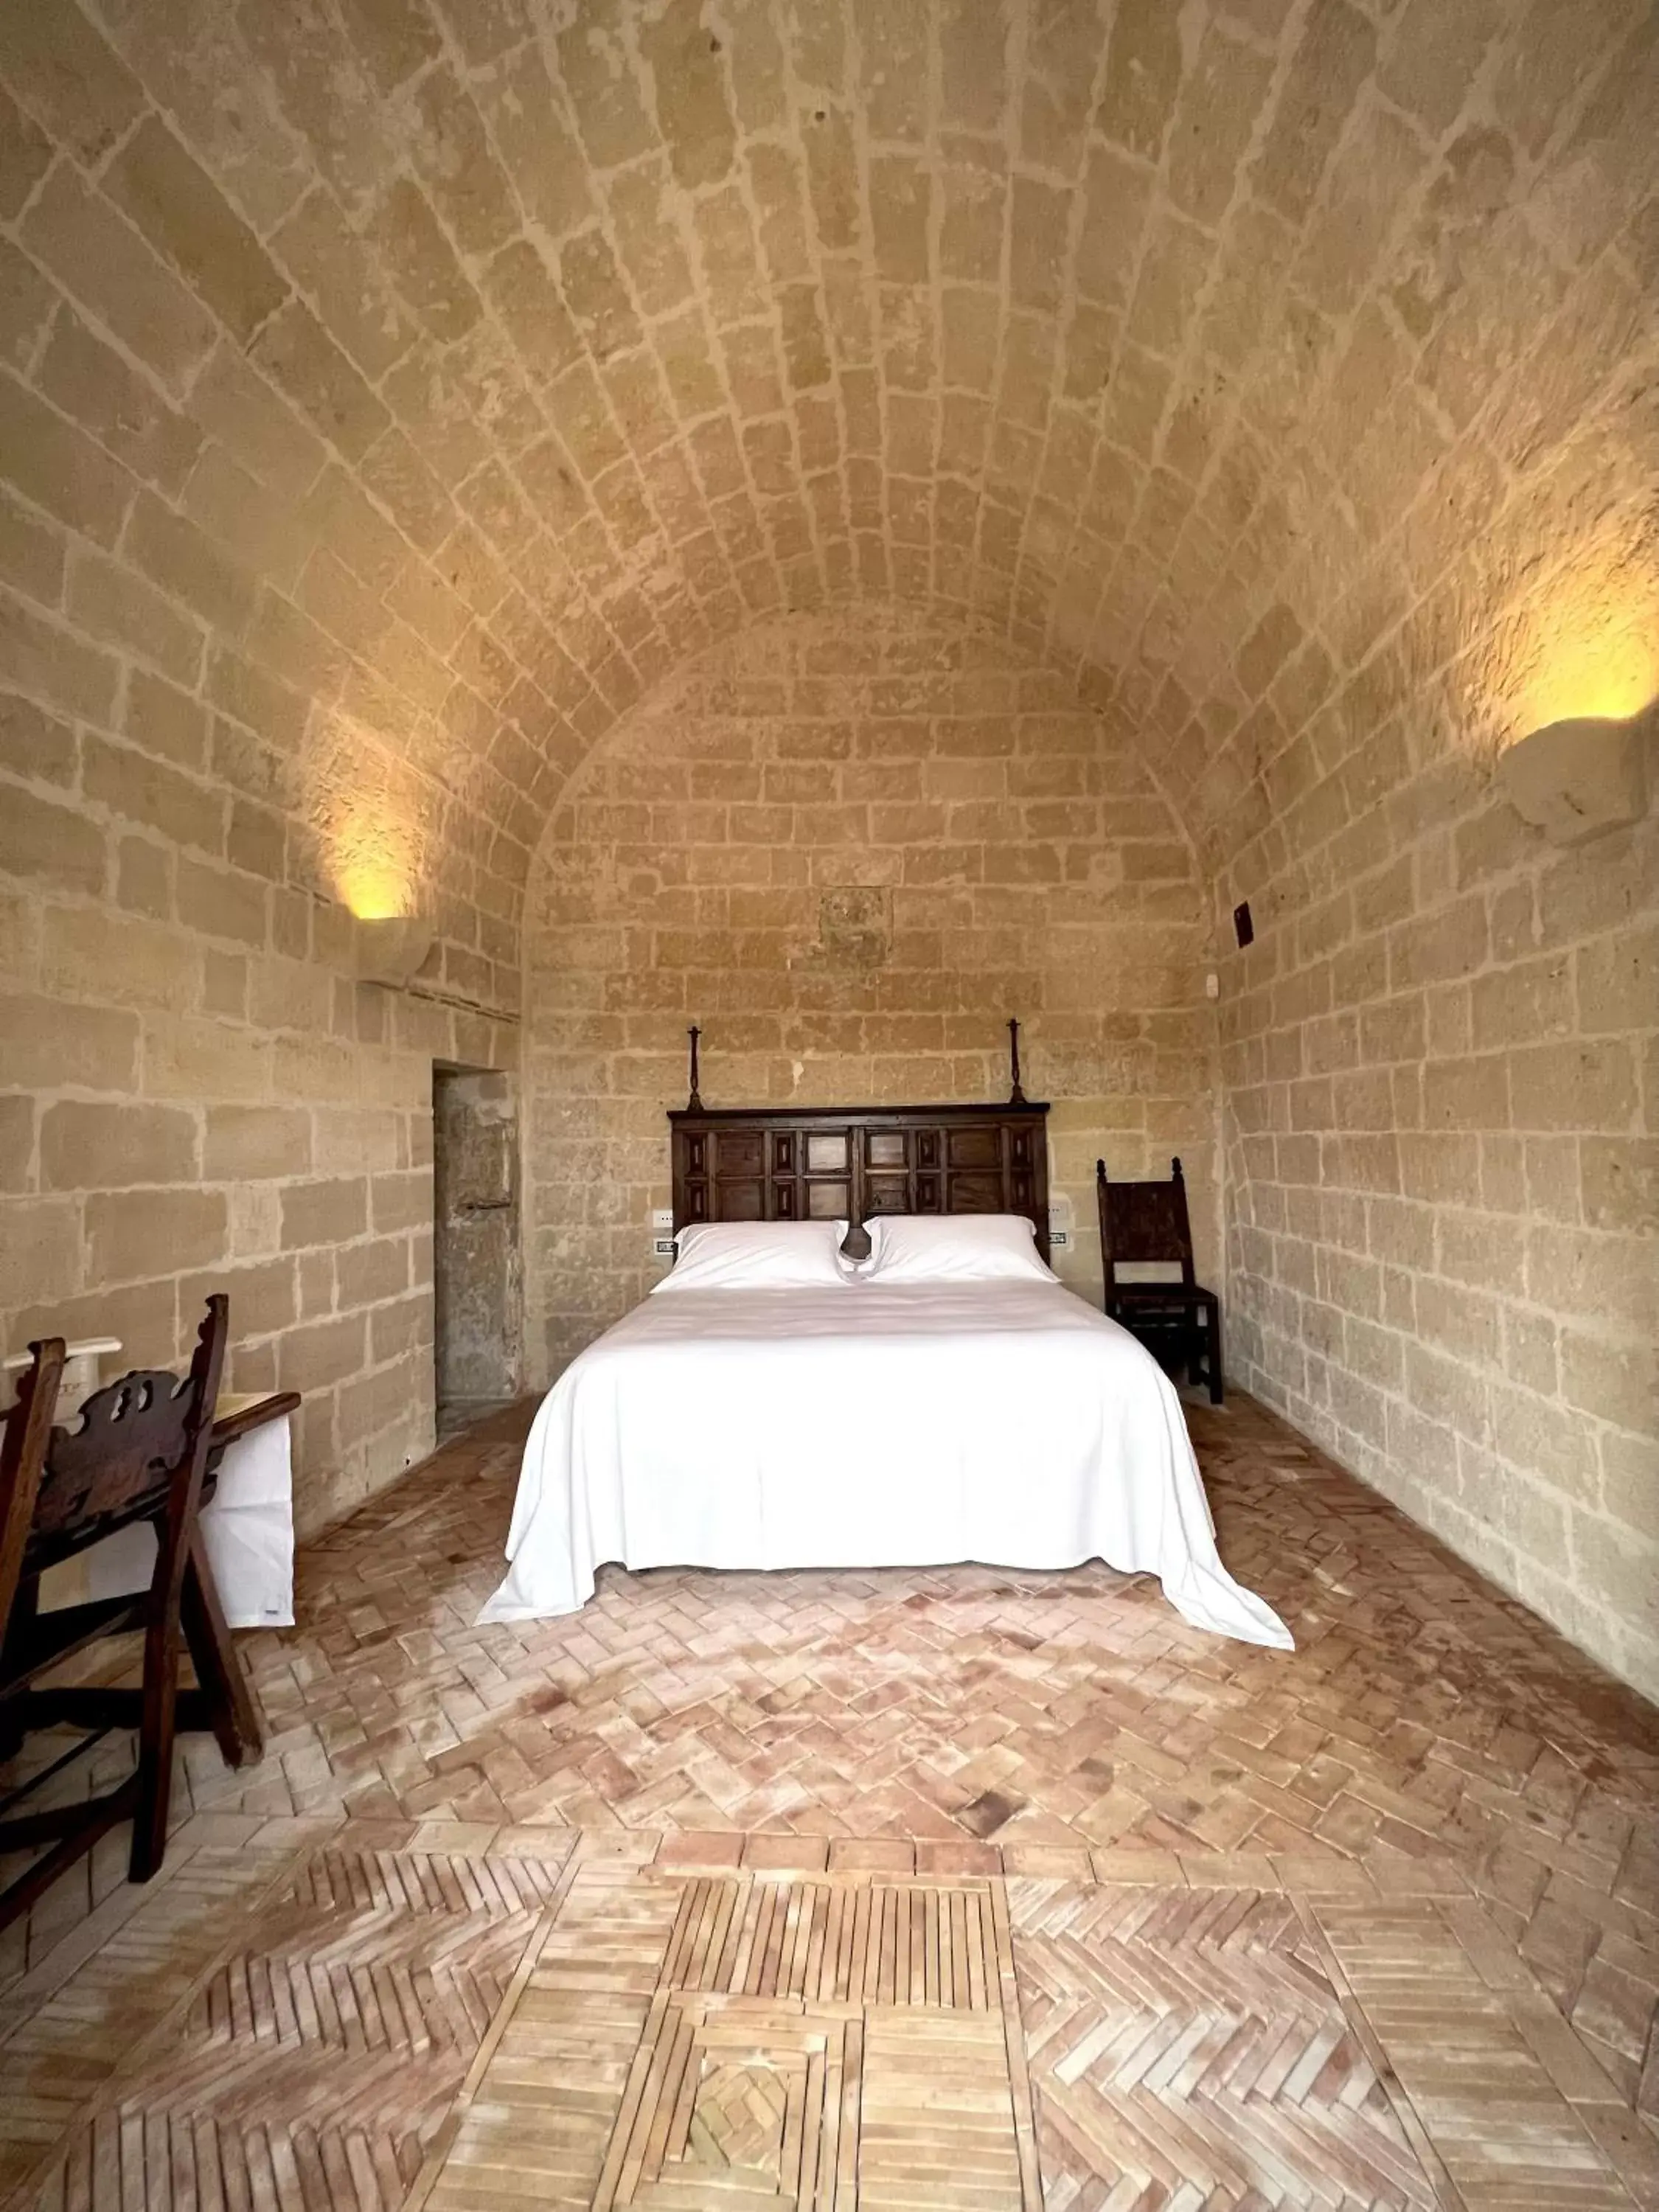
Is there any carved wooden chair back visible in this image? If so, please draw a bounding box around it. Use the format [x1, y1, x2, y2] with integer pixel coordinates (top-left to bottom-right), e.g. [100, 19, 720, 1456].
[35, 1313, 226, 1558]
[0, 1298, 229, 1927]
[1096, 1156, 1197, 1288]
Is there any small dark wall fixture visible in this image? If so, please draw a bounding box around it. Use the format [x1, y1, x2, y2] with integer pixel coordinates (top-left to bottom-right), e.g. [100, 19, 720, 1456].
[1233, 900, 1253, 948]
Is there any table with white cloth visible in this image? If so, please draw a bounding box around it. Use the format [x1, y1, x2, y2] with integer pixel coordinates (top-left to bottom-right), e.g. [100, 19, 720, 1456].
[39, 1391, 300, 1628]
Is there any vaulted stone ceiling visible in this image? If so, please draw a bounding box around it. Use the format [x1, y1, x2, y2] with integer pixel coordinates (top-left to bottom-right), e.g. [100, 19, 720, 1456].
[2, 0, 1655, 953]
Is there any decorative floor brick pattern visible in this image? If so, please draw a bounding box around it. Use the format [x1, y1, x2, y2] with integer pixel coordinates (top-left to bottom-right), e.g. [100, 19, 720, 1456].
[0, 1834, 298, 2209]
[2, 1392, 1658, 2201]
[11, 1833, 568, 2212]
[3, 1828, 1658, 2210]
[164, 1394, 1659, 2157]
[1011, 1881, 1439, 2208]
[417, 1857, 1041, 2211]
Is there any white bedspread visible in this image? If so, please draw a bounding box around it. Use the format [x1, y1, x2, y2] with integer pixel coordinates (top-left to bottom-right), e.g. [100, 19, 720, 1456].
[480, 1281, 1291, 1649]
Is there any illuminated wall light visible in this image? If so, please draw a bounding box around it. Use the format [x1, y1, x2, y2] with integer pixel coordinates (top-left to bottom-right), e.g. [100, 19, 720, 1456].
[1495, 700, 1653, 846]
[333, 825, 419, 923]
[321, 742, 430, 919]
[326, 799, 434, 985]
[1490, 538, 1658, 844]
[338, 858, 415, 923]
[1512, 607, 1659, 737]
[354, 913, 437, 987]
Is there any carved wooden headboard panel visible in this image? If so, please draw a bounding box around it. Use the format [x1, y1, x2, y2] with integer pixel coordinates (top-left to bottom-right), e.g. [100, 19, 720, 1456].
[668, 1100, 1051, 1260]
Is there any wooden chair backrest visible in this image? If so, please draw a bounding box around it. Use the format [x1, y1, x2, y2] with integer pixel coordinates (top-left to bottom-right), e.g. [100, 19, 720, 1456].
[1, 1337, 67, 1630]
[1096, 1156, 1197, 1287]
[32, 1299, 229, 1554]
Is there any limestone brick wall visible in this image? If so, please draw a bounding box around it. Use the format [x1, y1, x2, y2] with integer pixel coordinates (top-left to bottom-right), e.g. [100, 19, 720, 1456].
[1219, 728, 1658, 1702]
[0, 3, 535, 1527]
[0, 732, 520, 1526]
[522, 612, 1219, 1371]
[0, 0, 1654, 1693]
[1212, 726, 1655, 1690]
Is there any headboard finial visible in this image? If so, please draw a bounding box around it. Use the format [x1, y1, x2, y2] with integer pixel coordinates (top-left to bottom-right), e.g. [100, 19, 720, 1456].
[1007, 1015, 1027, 1106]
[686, 1024, 703, 1112]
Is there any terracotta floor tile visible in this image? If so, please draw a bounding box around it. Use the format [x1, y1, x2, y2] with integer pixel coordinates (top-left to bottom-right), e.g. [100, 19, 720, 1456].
[4, 1388, 1658, 2196]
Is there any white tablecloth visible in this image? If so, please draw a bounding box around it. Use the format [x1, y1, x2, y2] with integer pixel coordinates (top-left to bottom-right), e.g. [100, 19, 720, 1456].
[41, 1411, 295, 1629]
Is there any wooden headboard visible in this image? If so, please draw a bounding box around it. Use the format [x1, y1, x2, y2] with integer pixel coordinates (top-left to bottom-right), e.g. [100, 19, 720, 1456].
[669, 1100, 1051, 1259]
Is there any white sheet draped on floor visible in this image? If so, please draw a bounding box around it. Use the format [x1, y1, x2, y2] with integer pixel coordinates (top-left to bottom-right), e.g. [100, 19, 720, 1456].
[480, 1281, 1292, 1649]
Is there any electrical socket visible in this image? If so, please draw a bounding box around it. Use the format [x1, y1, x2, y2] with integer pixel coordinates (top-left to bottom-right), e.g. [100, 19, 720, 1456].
[1048, 1228, 1070, 1248]
[653, 1237, 675, 1257]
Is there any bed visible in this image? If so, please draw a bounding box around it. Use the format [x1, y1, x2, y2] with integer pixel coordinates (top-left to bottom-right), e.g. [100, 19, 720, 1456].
[480, 1064, 1291, 1650]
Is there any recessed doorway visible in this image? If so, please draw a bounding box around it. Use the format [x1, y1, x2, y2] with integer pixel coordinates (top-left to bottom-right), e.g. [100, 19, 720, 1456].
[433, 1065, 523, 1439]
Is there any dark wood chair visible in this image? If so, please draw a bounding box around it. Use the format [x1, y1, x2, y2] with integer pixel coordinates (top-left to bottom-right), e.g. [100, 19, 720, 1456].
[0, 1296, 253, 1930]
[1096, 1156, 1222, 1403]
[0, 1333, 67, 1760]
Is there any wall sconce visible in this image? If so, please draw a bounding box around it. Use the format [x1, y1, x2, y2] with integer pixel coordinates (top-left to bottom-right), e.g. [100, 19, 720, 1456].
[354, 913, 436, 987]
[1494, 701, 1654, 846]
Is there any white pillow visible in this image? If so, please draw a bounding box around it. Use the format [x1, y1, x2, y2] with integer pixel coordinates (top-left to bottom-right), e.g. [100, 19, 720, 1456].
[651, 1219, 853, 1293]
[862, 1213, 1058, 1286]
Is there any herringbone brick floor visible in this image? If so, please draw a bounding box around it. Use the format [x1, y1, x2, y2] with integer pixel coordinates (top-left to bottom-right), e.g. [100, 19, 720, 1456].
[2, 1826, 1655, 2210]
[1, 1391, 1656, 2205]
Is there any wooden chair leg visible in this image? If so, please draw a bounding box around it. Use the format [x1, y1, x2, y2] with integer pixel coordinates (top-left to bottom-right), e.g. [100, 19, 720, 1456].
[179, 1534, 262, 1764]
[1206, 1301, 1223, 1405]
[130, 1592, 183, 1884]
[0, 1576, 40, 1762]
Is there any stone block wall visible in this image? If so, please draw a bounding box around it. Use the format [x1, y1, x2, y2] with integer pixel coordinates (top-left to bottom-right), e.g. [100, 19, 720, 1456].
[523, 612, 1219, 1370]
[0, 748, 520, 1526]
[1220, 726, 1658, 1701]
[0, 2, 540, 1528]
[0, 0, 1654, 1695]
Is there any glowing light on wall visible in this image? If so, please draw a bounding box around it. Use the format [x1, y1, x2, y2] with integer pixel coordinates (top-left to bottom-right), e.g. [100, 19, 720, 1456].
[337, 849, 414, 921]
[1498, 534, 1659, 744]
[329, 802, 422, 921]
[1490, 538, 1657, 846]
[324, 804, 435, 983]
[1514, 605, 1658, 734]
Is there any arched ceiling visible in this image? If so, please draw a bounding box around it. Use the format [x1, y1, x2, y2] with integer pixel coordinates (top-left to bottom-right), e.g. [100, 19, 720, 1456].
[3, 0, 1655, 933]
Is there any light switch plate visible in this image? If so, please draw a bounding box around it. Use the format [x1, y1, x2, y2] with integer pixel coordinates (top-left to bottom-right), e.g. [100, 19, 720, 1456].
[650, 1207, 674, 1230]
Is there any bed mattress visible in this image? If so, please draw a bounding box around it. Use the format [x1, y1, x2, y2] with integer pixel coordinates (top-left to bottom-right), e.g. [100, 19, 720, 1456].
[479, 1279, 1291, 1648]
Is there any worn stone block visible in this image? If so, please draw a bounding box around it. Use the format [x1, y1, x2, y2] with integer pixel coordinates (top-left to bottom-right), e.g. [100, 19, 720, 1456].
[105, 115, 289, 343]
[86, 1186, 227, 1282]
[0, 4, 141, 165]
[175, 858, 268, 947]
[251, 299, 389, 461]
[0, 786, 105, 896]
[0, 375, 133, 550]
[22, 164, 218, 393]
[0, 992, 137, 1093]
[204, 1104, 313, 1182]
[0, 1193, 82, 1302]
[282, 1176, 369, 1250]
[276, 1310, 368, 1394]
[41, 1099, 198, 1190]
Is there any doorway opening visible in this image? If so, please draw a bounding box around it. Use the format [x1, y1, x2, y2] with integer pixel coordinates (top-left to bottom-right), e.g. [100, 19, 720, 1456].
[433, 1065, 523, 1441]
